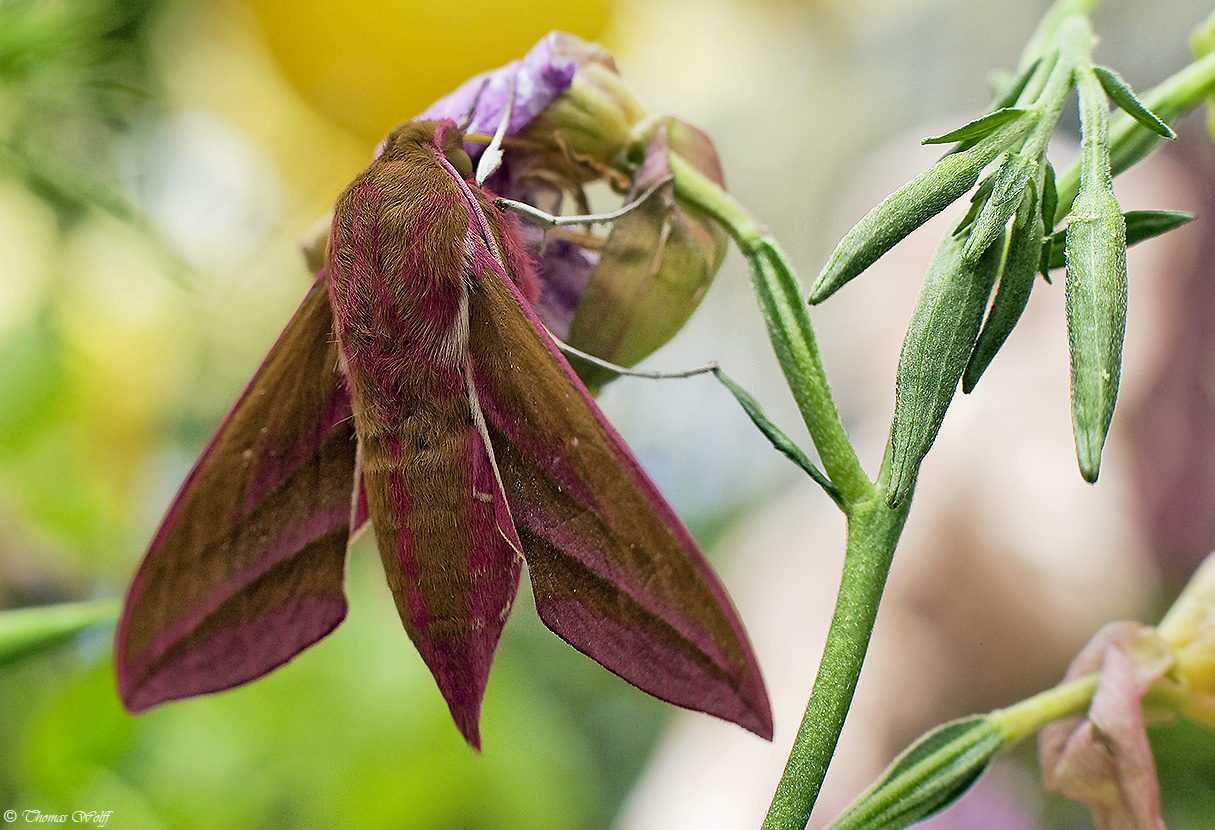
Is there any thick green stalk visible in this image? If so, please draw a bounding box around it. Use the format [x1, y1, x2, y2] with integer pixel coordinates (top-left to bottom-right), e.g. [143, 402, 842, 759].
[669, 152, 871, 505]
[762, 497, 910, 830]
[990, 673, 1099, 742]
[669, 151, 917, 829]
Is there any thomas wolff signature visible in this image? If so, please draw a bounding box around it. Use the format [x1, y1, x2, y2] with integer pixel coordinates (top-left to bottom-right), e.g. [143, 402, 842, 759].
[3, 811, 113, 826]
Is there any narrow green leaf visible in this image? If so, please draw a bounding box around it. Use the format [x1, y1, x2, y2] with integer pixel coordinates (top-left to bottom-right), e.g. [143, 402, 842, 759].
[963, 183, 1043, 393]
[1038, 162, 1059, 277]
[0, 599, 119, 666]
[811, 115, 1034, 304]
[1123, 209, 1195, 245]
[734, 235, 871, 504]
[1093, 65, 1177, 139]
[1041, 161, 1058, 232]
[946, 58, 1052, 156]
[1067, 64, 1128, 483]
[922, 107, 1031, 145]
[1045, 209, 1195, 270]
[824, 715, 1007, 830]
[991, 56, 1044, 111]
[886, 221, 1005, 507]
[712, 368, 841, 506]
[959, 25, 1086, 265]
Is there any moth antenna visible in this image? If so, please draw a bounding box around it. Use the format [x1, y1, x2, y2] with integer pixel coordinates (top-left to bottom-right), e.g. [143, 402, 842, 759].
[475, 77, 515, 185]
[457, 79, 490, 132]
[548, 332, 718, 380]
[497, 176, 674, 231]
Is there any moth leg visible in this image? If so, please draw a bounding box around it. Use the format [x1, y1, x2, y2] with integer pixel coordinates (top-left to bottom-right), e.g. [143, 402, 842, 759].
[496, 175, 673, 230]
[547, 334, 719, 381]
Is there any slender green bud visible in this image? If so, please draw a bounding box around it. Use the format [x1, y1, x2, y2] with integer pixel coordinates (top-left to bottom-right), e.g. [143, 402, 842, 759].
[963, 152, 1037, 261]
[1065, 64, 1128, 483]
[824, 716, 1006, 830]
[886, 222, 1005, 506]
[962, 182, 1043, 392]
[963, 21, 1089, 262]
[810, 115, 1033, 304]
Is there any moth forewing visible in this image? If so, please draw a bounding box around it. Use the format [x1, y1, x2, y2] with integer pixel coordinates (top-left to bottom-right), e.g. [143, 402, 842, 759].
[115, 277, 358, 713]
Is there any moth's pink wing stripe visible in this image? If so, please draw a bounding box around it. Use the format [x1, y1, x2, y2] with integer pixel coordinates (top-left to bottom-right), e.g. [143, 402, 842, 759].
[116, 274, 357, 712]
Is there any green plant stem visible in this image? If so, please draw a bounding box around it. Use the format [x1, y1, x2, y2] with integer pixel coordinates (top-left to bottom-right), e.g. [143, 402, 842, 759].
[669, 152, 871, 506]
[991, 673, 1099, 742]
[670, 151, 916, 828]
[1053, 47, 1215, 225]
[1019, 0, 1105, 71]
[762, 497, 910, 830]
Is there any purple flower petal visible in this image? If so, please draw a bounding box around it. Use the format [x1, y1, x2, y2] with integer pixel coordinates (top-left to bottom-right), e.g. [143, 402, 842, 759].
[420, 32, 579, 150]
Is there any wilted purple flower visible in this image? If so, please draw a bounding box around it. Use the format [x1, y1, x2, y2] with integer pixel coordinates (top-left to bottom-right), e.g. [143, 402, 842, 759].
[421, 33, 572, 146]
[421, 32, 729, 371]
[567, 117, 729, 384]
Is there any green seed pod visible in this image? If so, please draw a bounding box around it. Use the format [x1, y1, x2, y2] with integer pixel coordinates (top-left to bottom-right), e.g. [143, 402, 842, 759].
[810, 115, 1033, 304]
[823, 715, 1006, 830]
[1066, 65, 1129, 483]
[1065, 190, 1127, 482]
[962, 182, 1044, 393]
[886, 222, 1005, 507]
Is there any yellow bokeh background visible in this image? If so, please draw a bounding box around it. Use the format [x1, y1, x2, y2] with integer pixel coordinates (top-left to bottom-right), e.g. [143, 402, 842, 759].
[243, 0, 613, 144]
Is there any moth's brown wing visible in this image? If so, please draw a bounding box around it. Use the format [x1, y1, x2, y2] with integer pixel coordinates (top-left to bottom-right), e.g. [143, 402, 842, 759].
[116, 275, 358, 712]
[468, 268, 772, 739]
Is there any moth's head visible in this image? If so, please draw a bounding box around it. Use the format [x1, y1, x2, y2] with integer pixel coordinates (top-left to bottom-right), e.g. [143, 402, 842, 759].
[373, 119, 473, 180]
[433, 120, 474, 180]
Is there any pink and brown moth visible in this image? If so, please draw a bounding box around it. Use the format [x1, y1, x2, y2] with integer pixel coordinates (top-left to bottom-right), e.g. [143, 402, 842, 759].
[114, 113, 773, 748]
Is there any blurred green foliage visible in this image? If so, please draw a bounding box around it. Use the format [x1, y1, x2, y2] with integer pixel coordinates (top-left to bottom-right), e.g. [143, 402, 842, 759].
[0, 552, 669, 828]
[0, 0, 160, 222]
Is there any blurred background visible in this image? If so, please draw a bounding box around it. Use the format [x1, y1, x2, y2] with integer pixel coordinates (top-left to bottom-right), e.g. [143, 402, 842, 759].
[2, 0, 1215, 827]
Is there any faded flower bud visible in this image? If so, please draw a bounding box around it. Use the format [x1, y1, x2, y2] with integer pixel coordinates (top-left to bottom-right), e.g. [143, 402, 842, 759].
[567, 117, 728, 385]
[1039, 552, 1215, 830]
[511, 42, 647, 189]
